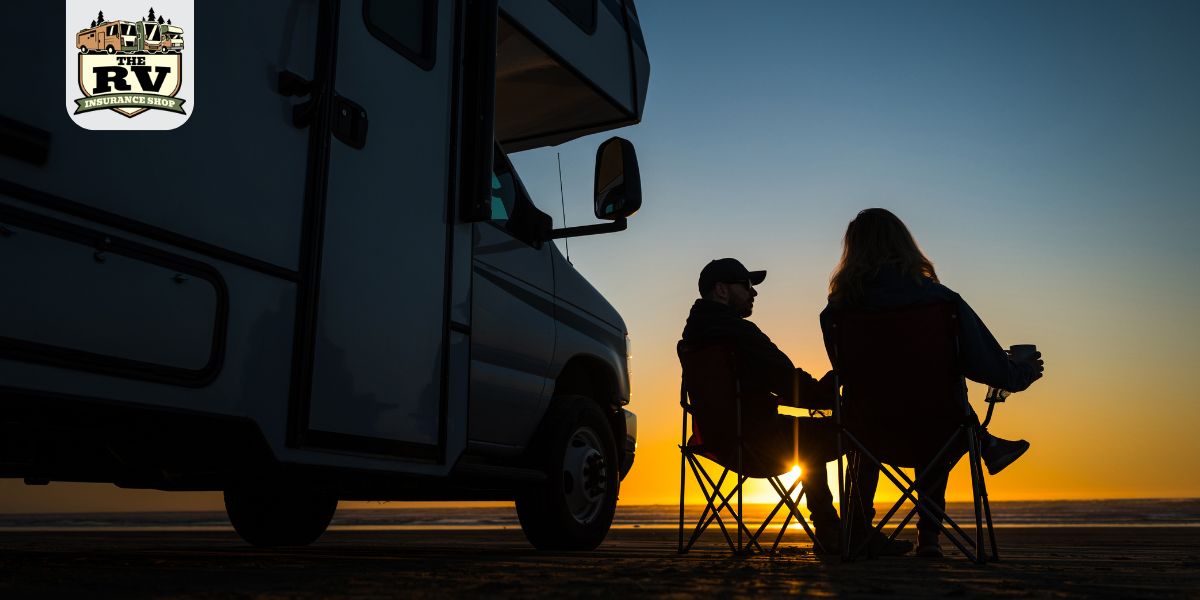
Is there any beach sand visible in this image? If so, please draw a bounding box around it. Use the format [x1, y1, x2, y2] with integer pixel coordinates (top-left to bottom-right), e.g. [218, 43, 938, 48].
[1, 526, 1197, 598]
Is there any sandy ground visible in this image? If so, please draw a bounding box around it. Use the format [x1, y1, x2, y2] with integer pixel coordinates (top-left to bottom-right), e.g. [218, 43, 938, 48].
[1, 527, 1197, 598]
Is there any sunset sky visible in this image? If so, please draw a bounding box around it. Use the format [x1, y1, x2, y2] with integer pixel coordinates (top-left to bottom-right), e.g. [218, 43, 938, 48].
[3, 0, 1198, 512]
[521, 0, 1200, 505]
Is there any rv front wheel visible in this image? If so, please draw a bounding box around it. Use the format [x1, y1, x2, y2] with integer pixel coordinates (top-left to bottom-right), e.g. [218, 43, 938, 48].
[516, 395, 619, 550]
[105, 45, 115, 54]
[224, 479, 338, 547]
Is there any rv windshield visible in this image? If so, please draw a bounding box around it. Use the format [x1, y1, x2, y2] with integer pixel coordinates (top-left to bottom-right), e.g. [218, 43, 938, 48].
[121, 24, 135, 36]
[144, 23, 160, 41]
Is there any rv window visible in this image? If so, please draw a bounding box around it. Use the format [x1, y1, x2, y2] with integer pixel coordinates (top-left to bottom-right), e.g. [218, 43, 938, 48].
[122, 24, 135, 35]
[490, 172, 514, 226]
[550, 0, 597, 34]
[490, 147, 546, 246]
[145, 24, 160, 41]
[106, 25, 116, 36]
[363, 0, 437, 71]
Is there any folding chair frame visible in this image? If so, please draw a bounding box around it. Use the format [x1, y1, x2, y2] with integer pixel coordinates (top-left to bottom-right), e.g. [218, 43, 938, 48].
[676, 344, 828, 556]
[831, 312, 1001, 564]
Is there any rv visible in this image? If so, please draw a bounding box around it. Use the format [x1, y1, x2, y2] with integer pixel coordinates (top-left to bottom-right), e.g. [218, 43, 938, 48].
[161, 25, 185, 53]
[2, 0, 649, 550]
[76, 21, 138, 54]
[137, 20, 166, 53]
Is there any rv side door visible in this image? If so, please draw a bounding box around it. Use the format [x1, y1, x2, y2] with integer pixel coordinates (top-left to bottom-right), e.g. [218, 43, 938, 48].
[299, 0, 464, 464]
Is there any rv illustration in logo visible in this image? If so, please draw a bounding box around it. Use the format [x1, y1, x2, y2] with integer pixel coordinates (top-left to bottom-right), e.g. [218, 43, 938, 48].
[74, 8, 187, 118]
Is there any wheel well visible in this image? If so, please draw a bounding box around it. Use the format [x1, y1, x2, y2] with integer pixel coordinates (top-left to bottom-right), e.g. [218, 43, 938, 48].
[551, 356, 625, 455]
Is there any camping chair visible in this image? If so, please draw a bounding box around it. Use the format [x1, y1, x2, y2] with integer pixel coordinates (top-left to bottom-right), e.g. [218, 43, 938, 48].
[828, 302, 1000, 563]
[676, 341, 826, 555]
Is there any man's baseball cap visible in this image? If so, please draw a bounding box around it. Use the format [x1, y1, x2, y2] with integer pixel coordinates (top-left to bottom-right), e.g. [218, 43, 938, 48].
[698, 258, 767, 295]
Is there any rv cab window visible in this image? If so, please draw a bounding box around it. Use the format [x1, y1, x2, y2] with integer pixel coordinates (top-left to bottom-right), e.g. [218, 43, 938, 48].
[490, 146, 547, 246]
[106, 25, 116, 36]
[490, 172, 513, 225]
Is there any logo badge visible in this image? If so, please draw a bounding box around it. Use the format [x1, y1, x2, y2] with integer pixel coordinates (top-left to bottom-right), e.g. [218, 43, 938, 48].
[67, 3, 193, 129]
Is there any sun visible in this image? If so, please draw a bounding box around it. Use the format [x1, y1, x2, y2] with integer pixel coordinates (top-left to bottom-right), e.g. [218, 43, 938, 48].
[746, 465, 804, 505]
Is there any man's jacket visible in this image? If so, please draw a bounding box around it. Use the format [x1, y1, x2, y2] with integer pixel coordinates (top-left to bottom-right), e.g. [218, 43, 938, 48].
[680, 299, 833, 471]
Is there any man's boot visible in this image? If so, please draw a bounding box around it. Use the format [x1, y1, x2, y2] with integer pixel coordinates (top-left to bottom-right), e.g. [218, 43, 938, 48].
[916, 530, 944, 558]
[810, 511, 841, 555]
[980, 431, 1030, 475]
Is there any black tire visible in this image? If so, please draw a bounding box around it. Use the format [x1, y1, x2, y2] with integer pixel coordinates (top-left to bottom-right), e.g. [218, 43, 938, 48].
[80, 45, 89, 54]
[105, 45, 115, 54]
[224, 478, 338, 547]
[516, 395, 620, 550]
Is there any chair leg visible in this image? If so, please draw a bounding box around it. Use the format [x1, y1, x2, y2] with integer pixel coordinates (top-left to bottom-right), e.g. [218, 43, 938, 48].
[769, 476, 821, 553]
[981, 473, 999, 561]
[679, 448, 687, 554]
[895, 461, 981, 558]
[852, 447, 978, 562]
[685, 457, 736, 552]
[837, 435, 848, 561]
[771, 488, 800, 553]
[967, 431, 987, 564]
[842, 452, 862, 561]
[751, 475, 798, 549]
[687, 459, 764, 554]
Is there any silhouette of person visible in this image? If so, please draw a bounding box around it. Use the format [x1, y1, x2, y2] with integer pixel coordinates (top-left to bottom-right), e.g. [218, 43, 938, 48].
[820, 208, 1045, 558]
[682, 258, 907, 554]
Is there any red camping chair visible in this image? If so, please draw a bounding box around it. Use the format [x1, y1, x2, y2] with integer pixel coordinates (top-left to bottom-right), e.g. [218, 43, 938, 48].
[828, 302, 1001, 563]
[676, 341, 827, 555]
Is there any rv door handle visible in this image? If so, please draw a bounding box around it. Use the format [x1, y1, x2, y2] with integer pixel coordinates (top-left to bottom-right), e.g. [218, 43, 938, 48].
[278, 70, 320, 129]
[277, 70, 312, 97]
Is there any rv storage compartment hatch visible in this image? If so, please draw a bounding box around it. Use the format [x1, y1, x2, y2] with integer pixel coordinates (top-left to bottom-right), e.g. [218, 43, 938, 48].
[0, 211, 225, 385]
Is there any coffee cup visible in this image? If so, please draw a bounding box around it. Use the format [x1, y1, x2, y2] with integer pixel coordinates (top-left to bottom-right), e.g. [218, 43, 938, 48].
[1008, 344, 1038, 362]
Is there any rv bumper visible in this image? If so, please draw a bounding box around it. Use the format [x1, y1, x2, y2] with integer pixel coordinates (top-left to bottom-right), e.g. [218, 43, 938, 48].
[619, 408, 636, 480]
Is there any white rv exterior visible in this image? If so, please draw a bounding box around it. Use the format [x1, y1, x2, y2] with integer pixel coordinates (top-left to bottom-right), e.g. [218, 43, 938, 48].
[0, 0, 650, 550]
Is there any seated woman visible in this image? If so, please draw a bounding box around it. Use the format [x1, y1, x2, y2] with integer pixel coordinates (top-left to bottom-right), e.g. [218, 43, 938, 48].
[819, 208, 1045, 557]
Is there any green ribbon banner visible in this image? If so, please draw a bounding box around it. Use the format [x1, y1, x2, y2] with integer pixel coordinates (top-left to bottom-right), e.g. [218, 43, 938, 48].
[74, 93, 187, 115]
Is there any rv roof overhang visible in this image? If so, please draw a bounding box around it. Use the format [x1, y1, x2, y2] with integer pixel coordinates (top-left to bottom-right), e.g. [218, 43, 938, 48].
[496, 0, 649, 152]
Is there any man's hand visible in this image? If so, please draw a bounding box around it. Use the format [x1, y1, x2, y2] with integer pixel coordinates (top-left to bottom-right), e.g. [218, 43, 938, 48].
[1023, 351, 1045, 382]
[791, 369, 836, 410]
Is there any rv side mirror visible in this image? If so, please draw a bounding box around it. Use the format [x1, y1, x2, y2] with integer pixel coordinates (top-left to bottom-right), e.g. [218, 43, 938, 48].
[594, 137, 642, 220]
[543, 137, 642, 240]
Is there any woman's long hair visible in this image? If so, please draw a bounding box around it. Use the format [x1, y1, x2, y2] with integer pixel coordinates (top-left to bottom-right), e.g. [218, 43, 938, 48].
[829, 208, 938, 306]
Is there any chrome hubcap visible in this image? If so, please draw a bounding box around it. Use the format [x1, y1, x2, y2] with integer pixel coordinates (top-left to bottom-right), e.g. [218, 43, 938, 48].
[563, 426, 608, 524]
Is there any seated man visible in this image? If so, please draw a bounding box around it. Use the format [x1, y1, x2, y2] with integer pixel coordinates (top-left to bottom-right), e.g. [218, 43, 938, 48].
[681, 258, 911, 554]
